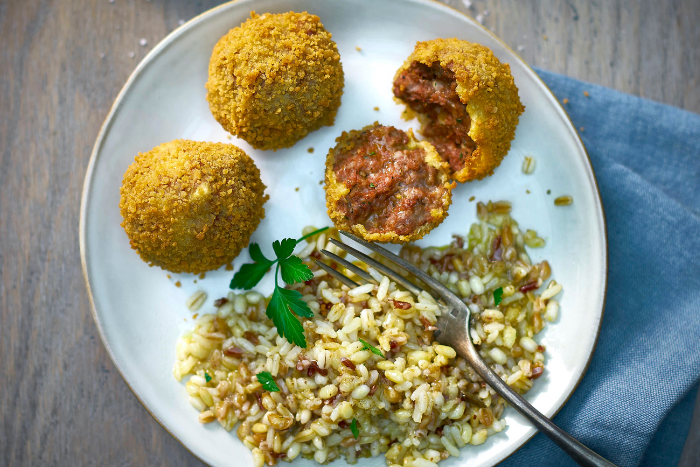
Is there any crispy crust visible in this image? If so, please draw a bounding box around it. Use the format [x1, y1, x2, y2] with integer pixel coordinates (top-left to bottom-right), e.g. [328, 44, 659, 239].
[206, 11, 344, 150]
[119, 140, 268, 274]
[325, 123, 455, 243]
[394, 38, 524, 182]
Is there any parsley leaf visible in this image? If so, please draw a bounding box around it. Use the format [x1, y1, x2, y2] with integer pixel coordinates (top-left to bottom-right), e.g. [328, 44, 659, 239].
[256, 371, 280, 392]
[204, 372, 211, 383]
[350, 418, 359, 439]
[268, 286, 312, 348]
[494, 287, 504, 306]
[277, 287, 314, 318]
[280, 255, 314, 285]
[249, 243, 272, 264]
[359, 338, 385, 358]
[230, 262, 273, 290]
[273, 238, 297, 260]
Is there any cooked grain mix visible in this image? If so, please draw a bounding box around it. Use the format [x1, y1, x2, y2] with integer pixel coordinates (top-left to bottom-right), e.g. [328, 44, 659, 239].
[174, 201, 561, 467]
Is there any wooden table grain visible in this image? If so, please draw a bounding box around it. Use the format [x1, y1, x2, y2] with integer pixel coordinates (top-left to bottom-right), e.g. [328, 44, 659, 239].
[1, 0, 698, 465]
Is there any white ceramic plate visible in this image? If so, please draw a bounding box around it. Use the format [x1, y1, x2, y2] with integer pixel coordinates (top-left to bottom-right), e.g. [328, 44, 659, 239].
[80, 0, 607, 466]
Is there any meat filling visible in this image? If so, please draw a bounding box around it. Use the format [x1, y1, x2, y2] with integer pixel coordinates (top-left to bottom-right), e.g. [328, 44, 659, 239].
[393, 61, 476, 173]
[332, 125, 445, 236]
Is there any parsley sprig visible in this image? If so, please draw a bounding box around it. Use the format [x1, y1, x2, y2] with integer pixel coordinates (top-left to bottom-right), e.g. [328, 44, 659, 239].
[350, 418, 359, 439]
[359, 338, 385, 359]
[493, 287, 504, 306]
[256, 371, 280, 392]
[230, 227, 329, 348]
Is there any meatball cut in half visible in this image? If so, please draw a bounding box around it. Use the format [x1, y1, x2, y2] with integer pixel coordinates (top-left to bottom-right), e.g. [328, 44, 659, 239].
[206, 11, 344, 150]
[119, 140, 268, 274]
[393, 38, 524, 182]
[325, 123, 455, 243]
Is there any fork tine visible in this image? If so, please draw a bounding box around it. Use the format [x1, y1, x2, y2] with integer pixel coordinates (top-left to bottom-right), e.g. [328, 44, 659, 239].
[339, 230, 455, 300]
[328, 238, 423, 296]
[320, 249, 376, 284]
[314, 260, 359, 289]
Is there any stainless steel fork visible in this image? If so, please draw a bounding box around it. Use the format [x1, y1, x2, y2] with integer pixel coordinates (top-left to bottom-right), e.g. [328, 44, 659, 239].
[315, 230, 616, 467]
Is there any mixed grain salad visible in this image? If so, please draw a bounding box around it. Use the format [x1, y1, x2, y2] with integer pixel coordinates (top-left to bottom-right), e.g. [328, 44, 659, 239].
[174, 201, 561, 467]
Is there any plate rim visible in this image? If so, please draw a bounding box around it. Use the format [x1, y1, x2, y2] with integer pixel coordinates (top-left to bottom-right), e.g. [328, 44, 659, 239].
[78, 0, 609, 465]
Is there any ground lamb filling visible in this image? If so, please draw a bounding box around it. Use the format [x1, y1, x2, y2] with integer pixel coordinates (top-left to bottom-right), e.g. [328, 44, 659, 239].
[393, 62, 477, 174]
[332, 125, 445, 236]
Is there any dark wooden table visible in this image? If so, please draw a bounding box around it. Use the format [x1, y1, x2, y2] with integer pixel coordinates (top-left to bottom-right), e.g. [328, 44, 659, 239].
[1, 0, 698, 465]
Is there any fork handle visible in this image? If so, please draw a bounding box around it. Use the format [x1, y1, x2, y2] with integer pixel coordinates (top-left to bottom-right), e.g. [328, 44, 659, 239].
[456, 339, 617, 467]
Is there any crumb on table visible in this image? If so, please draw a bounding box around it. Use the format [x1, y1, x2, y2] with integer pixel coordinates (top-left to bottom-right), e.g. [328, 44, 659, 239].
[542, 34, 548, 40]
[295, 187, 300, 192]
[175, 281, 182, 287]
[562, 98, 569, 104]
[469, 196, 475, 202]
[373, 107, 380, 111]
[355, 46, 362, 52]
[583, 91, 590, 97]
[308, 147, 314, 153]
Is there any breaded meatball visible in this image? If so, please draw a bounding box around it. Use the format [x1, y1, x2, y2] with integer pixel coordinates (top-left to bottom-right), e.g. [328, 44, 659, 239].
[393, 38, 524, 182]
[206, 11, 344, 150]
[119, 140, 268, 274]
[325, 123, 455, 243]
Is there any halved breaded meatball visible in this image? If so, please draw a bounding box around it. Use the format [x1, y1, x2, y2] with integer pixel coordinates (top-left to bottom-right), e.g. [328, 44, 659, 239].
[393, 38, 524, 182]
[119, 140, 268, 274]
[206, 11, 344, 150]
[325, 123, 455, 243]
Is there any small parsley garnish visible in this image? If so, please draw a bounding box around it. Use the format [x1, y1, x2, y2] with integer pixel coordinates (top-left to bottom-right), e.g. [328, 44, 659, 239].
[256, 371, 280, 392]
[204, 372, 212, 383]
[369, 183, 376, 188]
[359, 338, 385, 358]
[350, 418, 359, 439]
[456, 118, 462, 123]
[230, 227, 329, 347]
[368, 151, 376, 156]
[494, 287, 504, 306]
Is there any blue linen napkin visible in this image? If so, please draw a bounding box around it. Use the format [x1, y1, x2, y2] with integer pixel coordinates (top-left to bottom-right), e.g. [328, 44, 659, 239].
[498, 69, 700, 467]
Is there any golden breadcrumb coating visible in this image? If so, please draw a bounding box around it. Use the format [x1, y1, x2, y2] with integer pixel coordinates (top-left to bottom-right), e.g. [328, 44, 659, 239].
[394, 38, 524, 182]
[325, 124, 454, 244]
[206, 11, 344, 150]
[119, 140, 268, 274]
